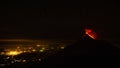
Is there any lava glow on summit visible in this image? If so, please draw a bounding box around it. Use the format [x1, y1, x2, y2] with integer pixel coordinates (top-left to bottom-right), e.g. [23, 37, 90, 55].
[85, 29, 97, 39]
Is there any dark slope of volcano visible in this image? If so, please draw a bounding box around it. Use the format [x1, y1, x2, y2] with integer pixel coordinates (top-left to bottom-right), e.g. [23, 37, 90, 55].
[34, 35, 120, 68]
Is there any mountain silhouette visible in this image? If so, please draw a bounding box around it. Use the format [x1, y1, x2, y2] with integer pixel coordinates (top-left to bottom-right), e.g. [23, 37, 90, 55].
[34, 34, 120, 68]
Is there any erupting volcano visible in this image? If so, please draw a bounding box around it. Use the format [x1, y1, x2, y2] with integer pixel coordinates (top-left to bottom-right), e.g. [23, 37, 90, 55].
[85, 29, 97, 39]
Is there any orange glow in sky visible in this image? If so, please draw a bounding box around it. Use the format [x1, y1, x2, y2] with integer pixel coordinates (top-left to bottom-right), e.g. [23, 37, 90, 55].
[85, 29, 97, 39]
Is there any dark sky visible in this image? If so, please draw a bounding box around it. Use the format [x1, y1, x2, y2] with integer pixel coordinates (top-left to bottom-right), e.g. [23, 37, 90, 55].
[0, 0, 120, 45]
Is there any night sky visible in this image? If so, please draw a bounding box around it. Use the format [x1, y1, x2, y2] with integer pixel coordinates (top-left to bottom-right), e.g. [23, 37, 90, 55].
[0, 1, 120, 45]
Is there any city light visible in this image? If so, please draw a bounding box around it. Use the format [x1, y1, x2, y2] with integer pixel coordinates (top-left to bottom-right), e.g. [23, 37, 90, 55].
[0, 44, 66, 57]
[0, 40, 68, 67]
[6, 51, 22, 56]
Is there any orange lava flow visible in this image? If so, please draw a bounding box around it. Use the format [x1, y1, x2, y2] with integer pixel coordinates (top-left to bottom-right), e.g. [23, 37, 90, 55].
[85, 29, 97, 39]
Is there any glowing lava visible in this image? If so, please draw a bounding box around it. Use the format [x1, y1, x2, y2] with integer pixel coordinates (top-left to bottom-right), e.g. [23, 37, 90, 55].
[85, 29, 97, 39]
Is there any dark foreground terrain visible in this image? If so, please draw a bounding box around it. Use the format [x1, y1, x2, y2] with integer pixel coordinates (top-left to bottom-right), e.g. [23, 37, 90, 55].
[4, 35, 120, 68]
